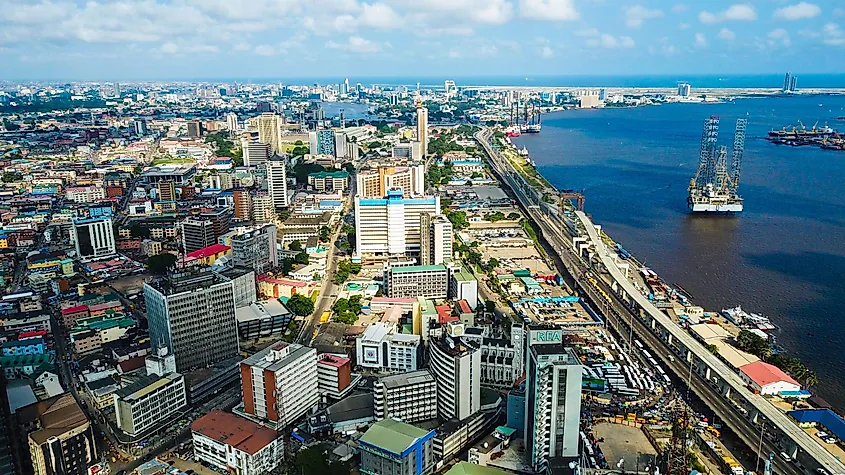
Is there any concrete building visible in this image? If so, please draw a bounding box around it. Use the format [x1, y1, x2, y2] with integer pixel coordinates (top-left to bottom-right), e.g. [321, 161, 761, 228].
[144, 271, 239, 372]
[309, 129, 336, 156]
[355, 191, 440, 260]
[251, 193, 274, 222]
[416, 104, 429, 158]
[186, 120, 202, 138]
[226, 112, 238, 133]
[240, 341, 319, 428]
[71, 217, 116, 259]
[524, 326, 582, 473]
[192, 409, 283, 475]
[231, 224, 278, 274]
[739, 361, 801, 395]
[430, 323, 482, 421]
[257, 113, 283, 154]
[114, 373, 187, 437]
[356, 322, 421, 373]
[180, 218, 216, 254]
[374, 370, 438, 423]
[450, 267, 478, 309]
[308, 171, 350, 192]
[23, 393, 98, 475]
[384, 264, 449, 300]
[420, 212, 452, 266]
[266, 158, 288, 209]
[393, 142, 423, 162]
[158, 180, 177, 202]
[359, 418, 436, 475]
[232, 189, 252, 220]
[356, 165, 426, 198]
[316, 353, 356, 400]
[242, 139, 271, 167]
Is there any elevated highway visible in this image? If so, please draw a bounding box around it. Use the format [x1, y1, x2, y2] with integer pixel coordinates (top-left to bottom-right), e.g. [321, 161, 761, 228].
[474, 128, 845, 475]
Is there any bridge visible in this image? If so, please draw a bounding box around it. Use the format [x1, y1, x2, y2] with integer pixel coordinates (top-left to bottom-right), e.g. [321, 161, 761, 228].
[474, 128, 845, 475]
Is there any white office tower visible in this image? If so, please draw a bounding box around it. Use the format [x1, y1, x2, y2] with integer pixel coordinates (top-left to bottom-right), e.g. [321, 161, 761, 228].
[354, 190, 439, 260]
[429, 322, 481, 421]
[240, 341, 319, 428]
[71, 217, 116, 259]
[420, 212, 452, 265]
[524, 326, 583, 473]
[416, 104, 428, 158]
[226, 112, 239, 134]
[231, 224, 278, 274]
[266, 158, 288, 209]
[678, 82, 691, 98]
[144, 271, 239, 372]
[374, 370, 437, 423]
[242, 139, 271, 167]
[257, 112, 283, 154]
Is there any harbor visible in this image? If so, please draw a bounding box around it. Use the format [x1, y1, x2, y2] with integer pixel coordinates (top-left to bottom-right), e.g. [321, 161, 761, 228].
[766, 122, 844, 151]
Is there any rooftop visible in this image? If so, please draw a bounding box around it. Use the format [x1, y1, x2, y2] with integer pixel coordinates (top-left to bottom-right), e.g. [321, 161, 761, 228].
[740, 361, 800, 388]
[20, 393, 90, 445]
[191, 409, 279, 455]
[378, 369, 435, 389]
[242, 341, 314, 374]
[317, 353, 350, 368]
[388, 264, 446, 274]
[185, 243, 231, 259]
[359, 418, 434, 455]
[445, 462, 512, 475]
[115, 373, 182, 402]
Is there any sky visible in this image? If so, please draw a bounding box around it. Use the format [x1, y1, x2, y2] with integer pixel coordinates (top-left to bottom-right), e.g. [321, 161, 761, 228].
[1, 0, 844, 81]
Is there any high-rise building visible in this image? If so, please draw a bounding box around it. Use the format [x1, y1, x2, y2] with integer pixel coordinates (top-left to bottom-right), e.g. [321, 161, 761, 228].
[192, 410, 284, 475]
[416, 103, 429, 158]
[524, 326, 583, 472]
[233, 189, 252, 220]
[133, 119, 148, 136]
[114, 372, 187, 437]
[158, 180, 177, 202]
[71, 217, 116, 259]
[309, 129, 337, 156]
[251, 193, 274, 222]
[356, 165, 425, 198]
[240, 341, 319, 428]
[444, 79, 456, 96]
[429, 323, 481, 421]
[144, 271, 239, 372]
[677, 82, 691, 98]
[180, 218, 216, 253]
[316, 353, 354, 400]
[186, 120, 202, 138]
[783, 72, 791, 92]
[23, 393, 98, 475]
[790, 75, 798, 93]
[420, 212, 452, 265]
[354, 190, 440, 259]
[242, 139, 271, 167]
[374, 370, 438, 423]
[231, 224, 278, 273]
[266, 158, 288, 209]
[257, 113, 283, 154]
[226, 112, 239, 135]
[383, 264, 449, 300]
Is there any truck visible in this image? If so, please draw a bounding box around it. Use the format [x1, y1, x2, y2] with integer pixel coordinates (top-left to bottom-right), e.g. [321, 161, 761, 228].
[722, 456, 744, 475]
[320, 311, 331, 324]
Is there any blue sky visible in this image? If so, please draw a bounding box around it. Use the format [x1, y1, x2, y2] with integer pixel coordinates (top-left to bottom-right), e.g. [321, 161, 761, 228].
[0, 0, 844, 80]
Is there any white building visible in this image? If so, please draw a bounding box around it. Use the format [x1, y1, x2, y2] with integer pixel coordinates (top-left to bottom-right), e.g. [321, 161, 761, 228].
[257, 113, 283, 154]
[226, 112, 239, 133]
[266, 158, 288, 209]
[240, 341, 319, 428]
[420, 213, 452, 266]
[192, 409, 284, 475]
[114, 373, 187, 437]
[242, 139, 271, 167]
[316, 353, 358, 400]
[230, 224, 278, 274]
[66, 186, 106, 203]
[449, 267, 478, 309]
[384, 264, 449, 300]
[356, 165, 425, 198]
[739, 361, 801, 395]
[71, 217, 116, 259]
[374, 370, 438, 423]
[355, 191, 440, 260]
[429, 323, 481, 421]
[356, 322, 421, 373]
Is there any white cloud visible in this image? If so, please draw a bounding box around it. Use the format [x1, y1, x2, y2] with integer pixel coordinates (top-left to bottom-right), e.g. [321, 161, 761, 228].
[625, 5, 663, 28]
[835, 8, 845, 17]
[254, 44, 277, 56]
[699, 4, 756, 24]
[359, 3, 404, 27]
[822, 23, 845, 45]
[159, 42, 219, 55]
[678, 23, 690, 30]
[448, 48, 463, 58]
[520, 0, 580, 21]
[575, 27, 600, 37]
[773, 3, 821, 21]
[233, 42, 251, 52]
[695, 32, 707, 48]
[586, 33, 635, 48]
[767, 28, 791, 46]
[396, 0, 514, 25]
[671, 4, 688, 13]
[541, 45, 554, 57]
[648, 37, 677, 56]
[325, 35, 388, 53]
[718, 28, 736, 40]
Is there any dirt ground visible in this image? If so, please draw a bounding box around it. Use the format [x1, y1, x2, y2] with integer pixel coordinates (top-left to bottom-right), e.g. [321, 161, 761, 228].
[593, 422, 658, 470]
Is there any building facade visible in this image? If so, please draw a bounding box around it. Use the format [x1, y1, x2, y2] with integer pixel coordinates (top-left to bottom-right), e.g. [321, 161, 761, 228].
[356, 165, 426, 198]
[231, 224, 278, 274]
[192, 409, 283, 475]
[114, 373, 187, 437]
[374, 370, 438, 423]
[359, 418, 436, 475]
[180, 218, 216, 254]
[256, 113, 283, 154]
[383, 264, 449, 300]
[242, 139, 271, 167]
[25, 394, 98, 475]
[420, 213, 452, 266]
[71, 218, 116, 259]
[356, 323, 421, 373]
[429, 324, 481, 421]
[266, 158, 288, 209]
[416, 105, 428, 158]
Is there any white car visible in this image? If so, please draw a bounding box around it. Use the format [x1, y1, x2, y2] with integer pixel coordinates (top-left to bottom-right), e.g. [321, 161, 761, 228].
[816, 431, 829, 439]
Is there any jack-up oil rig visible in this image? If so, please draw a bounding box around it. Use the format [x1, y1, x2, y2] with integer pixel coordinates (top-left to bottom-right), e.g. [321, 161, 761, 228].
[688, 116, 746, 213]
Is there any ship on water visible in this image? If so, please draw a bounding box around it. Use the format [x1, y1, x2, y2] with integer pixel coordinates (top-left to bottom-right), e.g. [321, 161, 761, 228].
[506, 99, 542, 136]
[687, 116, 746, 213]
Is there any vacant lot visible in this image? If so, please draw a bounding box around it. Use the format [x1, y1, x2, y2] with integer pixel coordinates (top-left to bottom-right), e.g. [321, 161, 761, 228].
[593, 422, 657, 470]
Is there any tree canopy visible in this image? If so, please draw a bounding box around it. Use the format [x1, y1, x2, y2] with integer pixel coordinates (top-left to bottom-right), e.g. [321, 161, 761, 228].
[286, 293, 314, 316]
[147, 253, 177, 275]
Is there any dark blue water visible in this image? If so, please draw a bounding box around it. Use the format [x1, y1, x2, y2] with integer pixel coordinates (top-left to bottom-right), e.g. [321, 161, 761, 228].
[513, 95, 845, 407]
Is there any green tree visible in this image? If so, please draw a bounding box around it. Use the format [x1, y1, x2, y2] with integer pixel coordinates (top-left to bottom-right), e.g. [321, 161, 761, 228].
[485, 211, 506, 222]
[147, 253, 177, 275]
[286, 293, 315, 316]
[289, 240, 303, 251]
[1, 171, 22, 183]
[507, 212, 520, 220]
[705, 344, 720, 355]
[291, 445, 350, 475]
[349, 295, 363, 314]
[294, 252, 309, 265]
[485, 300, 497, 313]
[278, 210, 291, 222]
[446, 210, 469, 230]
[735, 330, 772, 358]
[292, 163, 326, 183]
[332, 298, 350, 314]
[319, 225, 331, 242]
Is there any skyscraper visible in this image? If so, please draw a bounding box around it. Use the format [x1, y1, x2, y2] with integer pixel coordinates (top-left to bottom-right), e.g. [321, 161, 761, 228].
[71, 217, 116, 259]
[144, 270, 239, 372]
[257, 113, 283, 154]
[231, 224, 278, 273]
[444, 80, 456, 96]
[783, 72, 791, 93]
[241, 138, 271, 167]
[420, 212, 453, 265]
[226, 112, 238, 135]
[266, 158, 289, 209]
[233, 189, 252, 220]
[180, 218, 216, 253]
[354, 191, 439, 259]
[524, 326, 583, 473]
[416, 102, 429, 158]
[186, 120, 202, 138]
[677, 83, 691, 98]
[429, 323, 481, 421]
[309, 129, 337, 156]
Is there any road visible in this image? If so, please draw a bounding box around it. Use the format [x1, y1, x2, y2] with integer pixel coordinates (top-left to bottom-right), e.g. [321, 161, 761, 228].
[474, 129, 830, 475]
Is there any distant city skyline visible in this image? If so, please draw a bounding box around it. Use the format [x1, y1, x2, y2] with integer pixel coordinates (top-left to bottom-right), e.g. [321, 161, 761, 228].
[1, 0, 844, 80]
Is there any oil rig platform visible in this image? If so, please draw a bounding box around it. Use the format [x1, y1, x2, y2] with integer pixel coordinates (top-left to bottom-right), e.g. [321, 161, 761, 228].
[688, 116, 746, 213]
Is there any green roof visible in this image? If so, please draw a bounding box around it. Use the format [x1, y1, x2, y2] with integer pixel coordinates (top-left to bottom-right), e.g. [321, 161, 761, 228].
[390, 265, 446, 274]
[0, 353, 53, 368]
[452, 267, 475, 281]
[359, 418, 432, 455]
[445, 462, 511, 475]
[309, 171, 350, 179]
[419, 298, 437, 316]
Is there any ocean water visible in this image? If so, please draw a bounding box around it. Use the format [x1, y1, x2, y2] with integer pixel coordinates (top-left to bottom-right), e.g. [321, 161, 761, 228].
[512, 95, 845, 407]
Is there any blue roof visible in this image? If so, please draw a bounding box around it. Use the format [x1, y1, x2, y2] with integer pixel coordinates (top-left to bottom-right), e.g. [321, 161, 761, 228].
[789, 409, 845, 441]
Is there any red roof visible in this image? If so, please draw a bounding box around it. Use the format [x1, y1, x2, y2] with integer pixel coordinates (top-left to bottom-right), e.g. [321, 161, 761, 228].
[185, 243, 230, 259]
[740, 361, 800, 388]
[318, 354, 350, 368]
[257, 275, 307, 287]
[191, 409, 279, 455]
[436, 305, 458, 324]
[61, 305, 89, 315]
[18, 330, 48, 339]
[118, 356, 146, 374]
[457, 299, 472, 314]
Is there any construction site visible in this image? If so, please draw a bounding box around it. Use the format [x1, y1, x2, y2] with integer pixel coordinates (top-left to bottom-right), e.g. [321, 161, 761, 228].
[688, 116, 746, 213]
